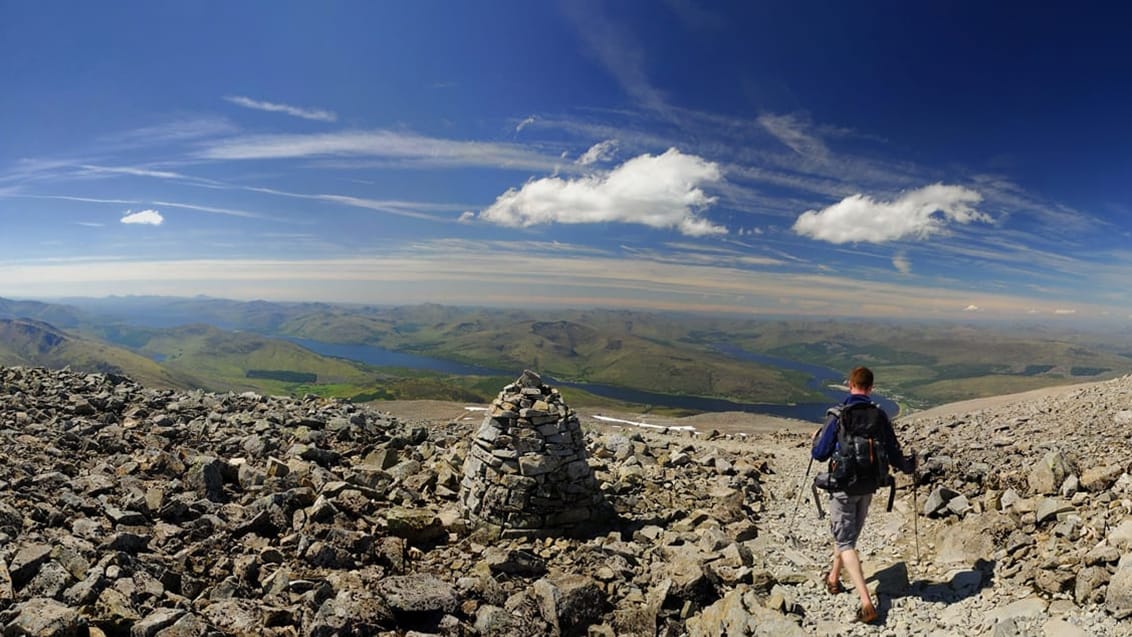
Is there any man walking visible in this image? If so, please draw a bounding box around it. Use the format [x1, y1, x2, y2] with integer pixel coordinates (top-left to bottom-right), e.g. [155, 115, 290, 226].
[812, 366, 914, 623]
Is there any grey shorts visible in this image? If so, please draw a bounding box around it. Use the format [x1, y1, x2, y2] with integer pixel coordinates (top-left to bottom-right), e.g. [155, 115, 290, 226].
[829, 491, 873, 552]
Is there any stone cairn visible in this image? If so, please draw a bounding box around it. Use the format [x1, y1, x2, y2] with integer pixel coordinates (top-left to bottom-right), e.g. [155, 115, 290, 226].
[459, 370, 606, 537]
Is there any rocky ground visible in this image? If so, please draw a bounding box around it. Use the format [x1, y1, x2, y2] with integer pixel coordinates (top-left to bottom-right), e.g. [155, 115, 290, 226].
[0, 365, 1129, 636]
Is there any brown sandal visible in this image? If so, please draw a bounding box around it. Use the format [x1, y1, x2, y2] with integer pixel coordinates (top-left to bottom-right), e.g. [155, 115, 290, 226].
[856, 604, 878, 624]
[825, 578, 844, 595]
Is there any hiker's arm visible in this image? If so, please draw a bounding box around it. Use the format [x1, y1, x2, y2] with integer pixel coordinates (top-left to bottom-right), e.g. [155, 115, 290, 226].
[883, 419, 914, 474]
[811, 416, 837, 461]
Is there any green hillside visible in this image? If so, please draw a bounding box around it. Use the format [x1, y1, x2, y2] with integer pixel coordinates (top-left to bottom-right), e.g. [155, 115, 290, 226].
[0, 319, 195, 389]
[103, 323, 379, 394]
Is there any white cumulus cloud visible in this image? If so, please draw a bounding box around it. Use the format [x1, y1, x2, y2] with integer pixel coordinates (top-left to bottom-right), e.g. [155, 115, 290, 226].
[121, 210, 164, 225]
[576, 139, 619, 165]
[223, 96, 337, 122]
[964, 304, 980, 312]
[792, 184, 989, 244]
[477, 148, 726, 237]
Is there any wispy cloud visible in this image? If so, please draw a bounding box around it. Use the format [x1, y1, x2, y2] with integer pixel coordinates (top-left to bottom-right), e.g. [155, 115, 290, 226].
[121, 210, 164, 225]
[758, 113, 830, 161]
[793, 184, 990, 244]
[478, 148, 726, 236]
[561, 2, 670, 116]
[969, 173, 1102, 237]
[79, 164, 190, 180]
[113, 117, 237, 141]
[224, 96, 337, 122]
[892, 252, 911, 274]
[576, 139, 618, 165]
[94, 118, 239, 152]
[198, 129, 563, 172]
[515, 115, 536, 132]
[151, 201, 266, 219]
[12, 194, 142, 205]
[245, 185, 467, 222]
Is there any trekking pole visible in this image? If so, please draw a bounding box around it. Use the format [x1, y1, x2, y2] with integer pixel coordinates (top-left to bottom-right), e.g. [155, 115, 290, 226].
[787, 456, 815, 543]
[911, 451, 920, 564]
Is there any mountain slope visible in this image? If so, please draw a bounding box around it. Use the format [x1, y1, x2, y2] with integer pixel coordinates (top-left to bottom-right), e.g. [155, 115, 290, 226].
[116, 323, 380, 394]
[0, 318, 195, 388]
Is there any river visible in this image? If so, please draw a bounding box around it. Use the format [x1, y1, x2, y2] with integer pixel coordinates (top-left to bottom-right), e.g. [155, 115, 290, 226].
[286, 338, 898, 423]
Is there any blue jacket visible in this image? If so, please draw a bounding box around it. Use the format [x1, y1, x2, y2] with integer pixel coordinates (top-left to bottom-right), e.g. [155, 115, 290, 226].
[812, 393, 912, 473]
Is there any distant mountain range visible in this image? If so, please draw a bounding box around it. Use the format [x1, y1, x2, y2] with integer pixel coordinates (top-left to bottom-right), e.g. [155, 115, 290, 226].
[2, 295, 1131, 413]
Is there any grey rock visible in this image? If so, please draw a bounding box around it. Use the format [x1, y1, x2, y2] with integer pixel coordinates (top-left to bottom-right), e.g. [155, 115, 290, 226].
[199, 599, 262, 635]
[533, 574, 604, 634]
[1085, 544, 1120, 566]
[1034, 568, 1075, 595]
[185, 456, 226, 501]
[1106, 565, 1132, 616]
[384, 507, 444, 545]
[22, 560, 73, 599]
[923, 486, 960, 517]
[1079, 464, 1123, 492]
[483, 547, 547, 577]
[685, 584, 805, 637]
[308, 590, 393, 637]
[3, 597, 85, 636]
[1029, 451, 1075, 495]
[153, 613, 208, 637]
[1074, 566, 1109, 604]
[474, 604, 524, 636]
[1108, 518, 1132, 550]
[130, 608, 185, 637]
[1035, 498, 1074, 525]
[8, 544, 52, 589]
[376, 574, 458, 615]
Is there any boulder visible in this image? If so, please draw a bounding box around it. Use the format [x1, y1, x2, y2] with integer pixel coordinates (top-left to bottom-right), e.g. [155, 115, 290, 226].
[1106, 564, 1132, 617]
[1080, 465, 1124, 492]
[2, 597, 85, 636]
[1028, 451, 1075, 495]
[685, 584, 805, 637]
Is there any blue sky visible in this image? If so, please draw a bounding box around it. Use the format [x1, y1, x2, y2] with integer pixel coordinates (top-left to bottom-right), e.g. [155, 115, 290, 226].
[2, 1, 1130, 321]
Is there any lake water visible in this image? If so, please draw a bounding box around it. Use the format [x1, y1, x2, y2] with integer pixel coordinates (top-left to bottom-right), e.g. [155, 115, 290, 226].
[287, 337, 898, 424]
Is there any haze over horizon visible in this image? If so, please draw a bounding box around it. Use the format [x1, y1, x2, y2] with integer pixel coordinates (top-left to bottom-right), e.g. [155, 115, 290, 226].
[2, 2, 1130, 322]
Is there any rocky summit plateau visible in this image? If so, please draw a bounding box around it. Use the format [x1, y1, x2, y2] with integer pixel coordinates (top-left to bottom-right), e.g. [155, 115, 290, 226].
[0, 365, 1130, 636]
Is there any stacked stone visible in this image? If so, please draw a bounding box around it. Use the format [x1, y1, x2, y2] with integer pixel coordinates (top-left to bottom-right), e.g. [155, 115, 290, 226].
[459, 370, 604, 537]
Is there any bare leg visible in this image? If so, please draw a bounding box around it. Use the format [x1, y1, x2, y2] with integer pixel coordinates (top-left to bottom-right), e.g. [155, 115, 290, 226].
[827, 544, 842, 588]
[840, 548, 876, 620]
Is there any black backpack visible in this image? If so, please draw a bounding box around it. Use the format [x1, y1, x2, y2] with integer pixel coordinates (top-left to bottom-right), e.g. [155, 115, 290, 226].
[824, 402, 893, 495]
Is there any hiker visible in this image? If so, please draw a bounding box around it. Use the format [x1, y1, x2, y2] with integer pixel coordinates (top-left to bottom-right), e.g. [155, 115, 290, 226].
[811, 366, 914, 624]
